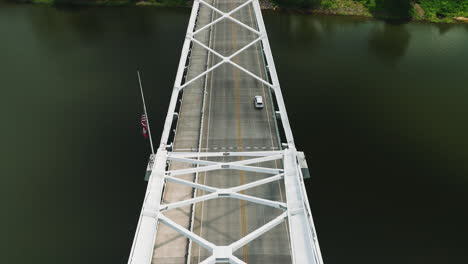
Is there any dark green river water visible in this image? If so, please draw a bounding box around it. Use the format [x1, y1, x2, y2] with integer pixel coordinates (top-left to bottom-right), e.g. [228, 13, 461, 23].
[1, 2, 467, 263]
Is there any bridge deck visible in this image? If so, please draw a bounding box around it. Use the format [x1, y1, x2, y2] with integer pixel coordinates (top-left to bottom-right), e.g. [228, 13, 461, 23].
[152, 0, 292, 263]
[152, 1, 212, 263]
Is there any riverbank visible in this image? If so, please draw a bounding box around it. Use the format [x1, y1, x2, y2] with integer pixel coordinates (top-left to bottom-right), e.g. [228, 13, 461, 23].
[2, 4, 468, 264]
[22, 0, 187, 7]
[13, 0, 468, 24]
[271, 0, 468, 24]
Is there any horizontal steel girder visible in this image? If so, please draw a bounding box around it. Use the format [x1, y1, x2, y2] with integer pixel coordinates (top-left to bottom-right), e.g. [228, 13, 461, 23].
[129, 149, 323, 263]
[128, 0, 324, 261]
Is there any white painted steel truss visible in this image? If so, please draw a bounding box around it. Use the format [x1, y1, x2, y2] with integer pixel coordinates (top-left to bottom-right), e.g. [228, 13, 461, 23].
[158, 0, 296, 147]
[128, 0, 324, 263]
[129, 150, 322, 264]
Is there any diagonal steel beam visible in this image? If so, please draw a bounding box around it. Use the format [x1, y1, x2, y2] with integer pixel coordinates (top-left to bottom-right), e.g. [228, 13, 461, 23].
[167, 163, 221, 176]
[130, 0, 325, 263]
[231, 154, 283, 166]
[159, 0, 202, 146]
[197, 0, 260, 36]
[192, 14, 225, 37]
[225, 14, 261, 36]
[187, 36, 267, 90]
[228, 164, 283, 175]
[167, 156, 219, 166]
[251, 0, 296, 145]
[179, 60, 226, 90]
[190, 32, 272, 89]
[228, 60, 273, 88]
[230, 173, 284, 193]
[189, 36, 225, 62]
[192, 0, 258, 37]
[168, 154, 283, 168]
[229, 256, 247, 264]
[159, 214, 216, 251]
[160, 192, 218, 212]
[166, 162, 281, 175]
[165, 176, 218, 193]
[199, 256, 216, 264]
[166, 154, 283, 176]
[230, 211, 288, 252]
[167, 151, 283, 158]
[230, 192, 286, 209]
[228, 35, 264, 59]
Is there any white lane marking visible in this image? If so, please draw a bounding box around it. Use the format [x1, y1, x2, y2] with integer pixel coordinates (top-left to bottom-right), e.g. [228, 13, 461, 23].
[175, 146, 280, 151]
[247, 1, 293, 255]
[198, 0, 221, 260]
[197, 0, 218, 261]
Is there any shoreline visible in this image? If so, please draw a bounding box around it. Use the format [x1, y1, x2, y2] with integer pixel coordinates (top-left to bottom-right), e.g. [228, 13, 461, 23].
[13, 0, 468, 24]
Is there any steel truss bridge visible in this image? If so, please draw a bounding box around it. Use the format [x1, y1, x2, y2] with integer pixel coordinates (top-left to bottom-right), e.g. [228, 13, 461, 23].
[128, 0, 324, 263]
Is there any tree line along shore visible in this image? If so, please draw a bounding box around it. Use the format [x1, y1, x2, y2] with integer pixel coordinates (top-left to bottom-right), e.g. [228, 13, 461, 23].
[17, 0, 468, 23]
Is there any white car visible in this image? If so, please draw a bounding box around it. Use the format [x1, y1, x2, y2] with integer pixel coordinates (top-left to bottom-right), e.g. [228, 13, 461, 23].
[254, 96, 264, 109]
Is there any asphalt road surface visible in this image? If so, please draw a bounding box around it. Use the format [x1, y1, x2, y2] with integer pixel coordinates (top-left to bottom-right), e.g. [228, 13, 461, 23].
[152, 0, 292, 263]
[189, 0, 292, 263]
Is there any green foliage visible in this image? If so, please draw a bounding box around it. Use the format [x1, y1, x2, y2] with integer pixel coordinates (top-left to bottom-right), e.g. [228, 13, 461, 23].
[321, 0, 337, 9]
[420, 0, 468, 21]
[25, 0, 468, 23]
[31, 0, 54, 4]
[355, 0, 376, 9]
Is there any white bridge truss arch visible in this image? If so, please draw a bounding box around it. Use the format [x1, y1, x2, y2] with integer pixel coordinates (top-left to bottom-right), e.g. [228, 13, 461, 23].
[128, 0, 324, 263]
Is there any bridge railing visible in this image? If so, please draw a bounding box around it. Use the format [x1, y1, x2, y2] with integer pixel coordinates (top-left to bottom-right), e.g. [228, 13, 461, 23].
[129, 150, 323, 264]
[128, 0, 324, 263]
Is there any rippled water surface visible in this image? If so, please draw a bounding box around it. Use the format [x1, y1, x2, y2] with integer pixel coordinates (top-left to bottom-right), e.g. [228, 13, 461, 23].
[1, 2, 467, 263]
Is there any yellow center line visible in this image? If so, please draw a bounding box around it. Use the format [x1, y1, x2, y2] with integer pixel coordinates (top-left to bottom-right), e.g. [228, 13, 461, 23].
[231, 3, 248, 262]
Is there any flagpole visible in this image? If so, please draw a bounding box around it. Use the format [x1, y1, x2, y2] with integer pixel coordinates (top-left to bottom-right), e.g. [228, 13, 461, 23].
[137, 70, 155, 155]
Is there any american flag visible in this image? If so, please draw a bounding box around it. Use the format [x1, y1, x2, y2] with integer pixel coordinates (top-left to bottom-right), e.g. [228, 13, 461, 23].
[141, 113, 148, 139]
